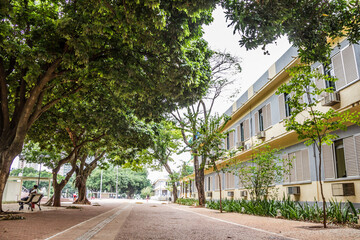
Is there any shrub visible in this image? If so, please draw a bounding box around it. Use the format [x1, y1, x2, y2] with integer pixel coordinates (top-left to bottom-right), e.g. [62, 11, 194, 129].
[205, 197, 359, 225]
[176, 198, 198, 206]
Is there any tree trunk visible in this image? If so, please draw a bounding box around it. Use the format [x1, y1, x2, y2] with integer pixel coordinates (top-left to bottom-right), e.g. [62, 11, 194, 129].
[73, 152, 102, 205]
[0, 146, 23, 212]
[172, 182, 178, 203]
[74, 177, 91, 205]
[217, 172, 223, 213]
[193, 154, 206, 206]
[53, 185, 63, 207]
[318, 146, 327, 228]
[51, 158, 77, 207]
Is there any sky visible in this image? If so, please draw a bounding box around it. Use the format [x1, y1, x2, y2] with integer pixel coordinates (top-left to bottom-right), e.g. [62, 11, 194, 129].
[147, 7, 292, 182]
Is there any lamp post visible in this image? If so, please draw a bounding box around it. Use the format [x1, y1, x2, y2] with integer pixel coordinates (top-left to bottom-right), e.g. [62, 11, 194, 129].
[38, 162, 42, 185]
[100, 169, 103, 199]
[115, 166, 118, 199]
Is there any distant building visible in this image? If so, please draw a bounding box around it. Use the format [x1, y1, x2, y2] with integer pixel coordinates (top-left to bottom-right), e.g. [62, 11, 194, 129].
[59, 164, 72, 176]
[152, 179, 171, 201]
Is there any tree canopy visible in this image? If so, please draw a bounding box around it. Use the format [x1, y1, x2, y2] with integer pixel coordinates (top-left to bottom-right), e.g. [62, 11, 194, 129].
[87, 166, 151, 198]
[0, 0, 217, 211]
[221, 0, 360, 63]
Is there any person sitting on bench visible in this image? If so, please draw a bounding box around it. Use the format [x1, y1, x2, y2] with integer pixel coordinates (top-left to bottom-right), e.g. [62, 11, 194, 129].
[19, 185, 38, 210]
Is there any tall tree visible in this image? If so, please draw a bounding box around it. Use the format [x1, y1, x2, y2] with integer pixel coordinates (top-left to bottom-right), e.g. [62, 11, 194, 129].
[172, 51, 241, 206]
[0, 0, 216, 211]
[24, 83, 154, 206]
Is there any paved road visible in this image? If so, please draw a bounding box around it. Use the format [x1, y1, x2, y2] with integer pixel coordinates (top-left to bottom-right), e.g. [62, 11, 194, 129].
[43, 202, 291, 240]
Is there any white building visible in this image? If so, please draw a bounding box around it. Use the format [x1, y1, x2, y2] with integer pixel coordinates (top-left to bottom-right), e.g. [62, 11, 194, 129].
[152, 179, 171, 201]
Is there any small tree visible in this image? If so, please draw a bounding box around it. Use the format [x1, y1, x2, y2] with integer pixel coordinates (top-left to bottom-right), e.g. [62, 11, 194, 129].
[195, 114, 240, 212]
[230, 145, 291, 201]
[277, 65, 360, 228]
[140, 186, 153, 199]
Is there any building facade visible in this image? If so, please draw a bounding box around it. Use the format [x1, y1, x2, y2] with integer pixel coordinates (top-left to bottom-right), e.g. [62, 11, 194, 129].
[180, 38, 360, 206]
[153, 179, 172, 201]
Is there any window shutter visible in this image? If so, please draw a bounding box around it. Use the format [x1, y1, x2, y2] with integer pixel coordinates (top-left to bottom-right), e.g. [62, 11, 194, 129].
[355, 135, 360, 175]
[244, 119, 250, 140]
[231, 173, 235, 188]
[344, 136, 359, 176]
[236, 125, 241, 143]
[302, 149, 310, 181]
[205, 177, 207, 191]
[226, 173, 234, 189]
[282, 154, 290, 183]
[266, 103, 271, 129]
[278, 94, 285, 121]
[229, 131, 234, 149]
[254, 111, 259, 134]
[332, 53, 346, 89]
[342, 45, 359, 84]
[295, 151, 303, 182]
[323, 144, 335, 179]
[224, 138, 227, 150]
[262, 105, 267, 129]
[215, 175, 220, 190]
[289, 153, 296, 183]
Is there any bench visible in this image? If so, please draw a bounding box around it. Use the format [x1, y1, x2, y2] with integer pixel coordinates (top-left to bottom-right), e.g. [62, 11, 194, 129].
[18, 193, 44, 211]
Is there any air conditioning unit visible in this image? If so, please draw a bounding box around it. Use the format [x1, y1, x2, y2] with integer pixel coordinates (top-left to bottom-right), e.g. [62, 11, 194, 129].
[207, 192, 212, 197]
[240, 191, 247, 197]
[227, 191, 234, 197]
[322, 92, 340, 106]
[236, 141, 245, 148]
[287, 186, 300, 195]
[332, 183, 355, 196]
[256, 131, 265, 139]
[244, 143, 251, 151]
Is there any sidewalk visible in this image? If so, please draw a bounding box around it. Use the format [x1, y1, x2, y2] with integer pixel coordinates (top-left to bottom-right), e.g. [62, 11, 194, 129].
[0, 199, 126, 240]
[1, 200, 359, 240]
[171, 204, 360, 240]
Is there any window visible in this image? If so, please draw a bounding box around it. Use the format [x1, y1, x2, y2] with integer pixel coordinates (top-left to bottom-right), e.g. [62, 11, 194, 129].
[255, 104, 271, 134]
[324, 63, 336, 91]
[240, 122, 244, 142]
[259, 109, 264, 131]
[334, 140, 346, 178]
[323, 135, 360, 179]
[284, 93, 291, 117]
[284, 149, 310, 183]
[226, 133, 230, 150]
[207, 176, 211, 191]
[237, 119, 249, 144]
